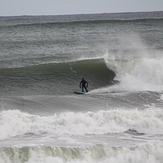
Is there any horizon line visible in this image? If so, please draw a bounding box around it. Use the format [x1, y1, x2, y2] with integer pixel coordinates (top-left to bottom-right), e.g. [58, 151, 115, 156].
[0, 10, 162, 17]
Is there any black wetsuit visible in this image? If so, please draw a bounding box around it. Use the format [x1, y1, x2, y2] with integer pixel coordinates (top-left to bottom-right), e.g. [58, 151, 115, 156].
[80, 79, 88, 92]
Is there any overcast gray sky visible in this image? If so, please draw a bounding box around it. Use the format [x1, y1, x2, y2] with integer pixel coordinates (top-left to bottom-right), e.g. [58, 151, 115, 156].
[1, 0, 163, 16]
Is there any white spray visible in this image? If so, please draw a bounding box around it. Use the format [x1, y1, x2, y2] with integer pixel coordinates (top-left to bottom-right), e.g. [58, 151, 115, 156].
[103, 34, 163, 92]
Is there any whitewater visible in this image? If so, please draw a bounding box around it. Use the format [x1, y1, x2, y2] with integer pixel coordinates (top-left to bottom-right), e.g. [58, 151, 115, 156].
[0, 11, 163, 163]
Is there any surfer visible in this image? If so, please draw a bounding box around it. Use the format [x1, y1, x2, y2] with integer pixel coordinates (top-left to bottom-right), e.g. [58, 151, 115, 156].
[79, 78, 88, 92]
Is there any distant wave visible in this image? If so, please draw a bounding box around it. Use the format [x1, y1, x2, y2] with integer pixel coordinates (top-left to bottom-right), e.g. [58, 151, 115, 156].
[1, 18, 163, 28]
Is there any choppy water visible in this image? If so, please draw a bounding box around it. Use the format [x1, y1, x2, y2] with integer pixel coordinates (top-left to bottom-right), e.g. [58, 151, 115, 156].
[0, 11, 163, 163]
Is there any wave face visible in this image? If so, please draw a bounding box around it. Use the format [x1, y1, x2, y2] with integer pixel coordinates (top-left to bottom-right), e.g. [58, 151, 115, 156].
[0, 59, 115, 96]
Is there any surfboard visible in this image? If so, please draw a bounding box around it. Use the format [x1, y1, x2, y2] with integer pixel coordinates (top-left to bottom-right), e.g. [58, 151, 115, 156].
[74, 91, 86, 94]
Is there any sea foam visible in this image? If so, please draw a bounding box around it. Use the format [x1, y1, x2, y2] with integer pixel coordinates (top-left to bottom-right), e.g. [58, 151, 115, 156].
[0, 108, 163, 140]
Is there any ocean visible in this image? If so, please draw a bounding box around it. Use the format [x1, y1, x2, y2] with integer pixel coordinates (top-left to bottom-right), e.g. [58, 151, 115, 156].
[0, 11, 163, 163]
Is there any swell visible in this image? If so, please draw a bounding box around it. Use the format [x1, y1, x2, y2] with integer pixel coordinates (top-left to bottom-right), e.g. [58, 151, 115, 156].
[0, 59, 115, 96]
[1, 18, 163, 29]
